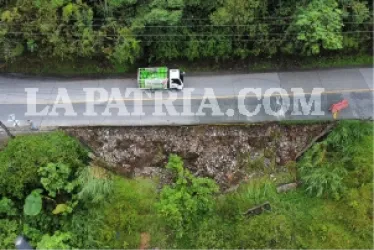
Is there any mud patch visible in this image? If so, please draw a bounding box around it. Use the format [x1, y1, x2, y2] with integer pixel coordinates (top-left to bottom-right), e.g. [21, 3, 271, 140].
[139, 232, 150, 250]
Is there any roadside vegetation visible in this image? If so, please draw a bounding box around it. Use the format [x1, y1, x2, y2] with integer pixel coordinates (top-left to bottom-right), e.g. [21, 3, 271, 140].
[2, 53, 372, 76]
[0, 120, 373, 249]
[0, 0, 372, 74]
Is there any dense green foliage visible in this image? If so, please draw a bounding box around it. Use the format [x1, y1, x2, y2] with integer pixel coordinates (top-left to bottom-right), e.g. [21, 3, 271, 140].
[0, 132, 88, 199]
[0, 131, 109, 248]
[0, 121, 372, 249]
[3, 53, 372, 75]
[157, 155, 219, 243]
[299, 121, 373, 199]
[0, 0, 372, 68]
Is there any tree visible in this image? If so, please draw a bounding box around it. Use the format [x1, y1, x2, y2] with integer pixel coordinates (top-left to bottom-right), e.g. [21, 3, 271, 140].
[0, 0, 372, 71]
[210, 0, 272, 58]
[285, 0, 344, 55]
[340, 0, 373, 52]
[105, 27, 141, 66]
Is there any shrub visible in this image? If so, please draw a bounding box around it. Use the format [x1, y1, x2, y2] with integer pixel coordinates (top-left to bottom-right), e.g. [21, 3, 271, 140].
[0, 197, 17, 216]
[157, 154, 219, 240]
[298, 121, 373, 199]
[38, 163, 78, 198]
[0, 219, 19, 248]
[0, 131, 88, 199]
[36, 231, 72, 249]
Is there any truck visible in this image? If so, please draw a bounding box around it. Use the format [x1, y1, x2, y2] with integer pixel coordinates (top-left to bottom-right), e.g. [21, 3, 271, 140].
[137, 67, 185, 90]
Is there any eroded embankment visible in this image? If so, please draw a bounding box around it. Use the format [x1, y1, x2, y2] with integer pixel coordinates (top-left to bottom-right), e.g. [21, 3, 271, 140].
[64, 123, 331, 189]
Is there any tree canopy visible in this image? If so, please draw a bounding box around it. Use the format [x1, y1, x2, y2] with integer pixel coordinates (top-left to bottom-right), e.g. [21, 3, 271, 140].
[0, 0, 371, 66]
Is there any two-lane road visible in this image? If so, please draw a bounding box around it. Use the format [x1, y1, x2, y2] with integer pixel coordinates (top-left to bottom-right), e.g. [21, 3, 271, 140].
[0, 67, 372, 130]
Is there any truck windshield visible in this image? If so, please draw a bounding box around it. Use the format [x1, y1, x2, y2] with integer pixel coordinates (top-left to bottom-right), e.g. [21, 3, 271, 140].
[172, 79, 182, 85]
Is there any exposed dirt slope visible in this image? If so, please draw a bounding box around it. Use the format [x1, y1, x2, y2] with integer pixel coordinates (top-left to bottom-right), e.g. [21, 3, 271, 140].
[65, 123, 331, 189]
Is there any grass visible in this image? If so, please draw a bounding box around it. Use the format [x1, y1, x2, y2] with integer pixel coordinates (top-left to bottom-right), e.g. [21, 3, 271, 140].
[0, 53, 371, 76]
[79, 176, 169, 249]
[211, 172, 373, 249]
[279, 120, 331, 125]
[0, 57, 135, 76]
[299, 54, 373, 69]
[108, 120, 373, 249]
[249, 54, 373, 72]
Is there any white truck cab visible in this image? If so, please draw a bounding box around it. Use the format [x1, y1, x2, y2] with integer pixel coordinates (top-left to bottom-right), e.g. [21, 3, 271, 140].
[169, 69, 185, 90]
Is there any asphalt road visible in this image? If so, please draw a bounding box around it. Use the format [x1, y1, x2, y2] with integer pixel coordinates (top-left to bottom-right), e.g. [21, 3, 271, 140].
[0, 67, 372, 130]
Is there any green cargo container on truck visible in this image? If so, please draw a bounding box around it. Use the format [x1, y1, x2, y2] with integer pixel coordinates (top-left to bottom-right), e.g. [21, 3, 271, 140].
[137, 67, 185, 90]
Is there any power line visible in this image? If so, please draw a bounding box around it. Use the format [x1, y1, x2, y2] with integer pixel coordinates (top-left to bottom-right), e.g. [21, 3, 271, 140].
[3, 38, 372, 43]
[178, 13, 374, 20]
[0, 22, 372, 28]
[0, 39, 285, 43]
[2, 31, 372, 37]
[140, 39, 283, 42]
[2, 36, 373, 45]
[0, 23, 294, 27]
[0, 13, 372, 22]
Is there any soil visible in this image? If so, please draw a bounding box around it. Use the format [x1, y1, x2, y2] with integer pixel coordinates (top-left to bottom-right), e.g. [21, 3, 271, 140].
[139, 232, 151, 250]
[64, 122, 331, 190]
